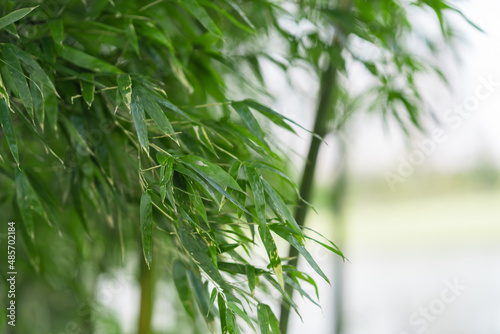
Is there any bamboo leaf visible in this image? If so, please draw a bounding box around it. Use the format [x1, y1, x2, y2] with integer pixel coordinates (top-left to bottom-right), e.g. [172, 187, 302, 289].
[179, 155, 243, 192]
[0, 75, 18, 165]
[178, 0, 223, 37]
[131, 86, 149, 154]
[140, 191, 153, 267]
[270, 224, 329, 284]
[80, 73, 95, 108]
[15, 169, 46, 239]
[173, 260, 195, 319]
[0, 7, 36, 31]
[117, 74, 132, 108]
[257, 303, 271, 334]
[232, 101, 269, 149]
[125, 21, 140, 55]
[246, 167, 284, 289]
[61, 46, 122, 73]
[246, 265, 256, 297]
[218, 294, 228, 334]
[2, 44, 33, 120]
[139, 86, 178, 144]
[48, 19, 64, 45]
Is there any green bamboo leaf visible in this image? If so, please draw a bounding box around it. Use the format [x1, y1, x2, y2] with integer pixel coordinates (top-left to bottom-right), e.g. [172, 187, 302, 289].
[117, 74, 132, 108]
[0, 7, 37, 31]
[264, 304, 280, 333]
[283, 275, 320, 307]
[207, 288, 217, 315]
[226, 309, 236, 334]
[179, 155, 243, 192]
[138, 86, 178, 144]
[186, 179, 207, 223]
[140, 191, 153, 267]
[231, 101, 269, 149]
[2, 44, 33, 120]
[15, 169, 46, 239]
[199, 0, 255, 34]
[173, 260, 195, 319]
[30, 75, 44, 130]
[243, 99, 323, 138]
[179, 228, 231, 292]
[8, 44, 58, 95]
[261, 178, 303, 236]
[178, 0, 223, 37]
[246, 265, 256, 297]
[48, 19, 64, 45]
[227, 302, 255, 330]
[270, 224, 329, 284]
[187, 269, 217, 333]
[257, 303, 271, 334]
[43, 85, 58, 131]
[218, 294, 228, 334]
[80, 73, 95, 108]
[246, 167, 283, 289]
[131, 87, 149, 154]
[0, 75, 18, 165]
[125, 21, 140, 55]
[61, 46, 122, 73]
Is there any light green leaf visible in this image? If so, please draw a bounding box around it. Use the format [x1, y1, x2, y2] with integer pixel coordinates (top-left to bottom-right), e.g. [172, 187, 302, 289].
[140, 191, 153, 267]
[227, 302, 255, 330]
[264, 304, 280, 334]
[0, 7, 37, 31]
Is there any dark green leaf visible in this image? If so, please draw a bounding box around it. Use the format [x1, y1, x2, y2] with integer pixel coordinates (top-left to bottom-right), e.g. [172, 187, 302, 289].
[140, 191, 153, 267]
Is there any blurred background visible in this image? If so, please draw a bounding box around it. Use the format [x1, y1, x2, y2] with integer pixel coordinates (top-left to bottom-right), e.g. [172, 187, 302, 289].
[275, 0, 500, 333]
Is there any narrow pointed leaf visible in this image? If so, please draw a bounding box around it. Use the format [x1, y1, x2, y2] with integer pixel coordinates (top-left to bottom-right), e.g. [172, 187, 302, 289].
[140, 191, 153, 267]
[0, 7, 36, 31]
[131, 87, 149, 153]
[2, 44, 33, 119]
[0, 75, 18, 165]
[80, 73, 95, 108]
[173, 260, 195, 319]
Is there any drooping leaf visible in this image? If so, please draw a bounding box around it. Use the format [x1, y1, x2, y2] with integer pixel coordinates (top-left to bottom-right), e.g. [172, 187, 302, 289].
[270, 224, 329, 284]
[232, 101, 269, 149]
[125, 21, 140, 55]
[173, 260, 195, 319]
[48, 19, 64, 45]
[0, 75, 18, 165]
[80, 73, 95, 108]
[2, 44, 33, 120]
[246, 167, 284, 289]
[131, 86, 149, 153]
[178, 0, 223, 37]
[140, 191, 153, 267]
[15, 169, 46, 239]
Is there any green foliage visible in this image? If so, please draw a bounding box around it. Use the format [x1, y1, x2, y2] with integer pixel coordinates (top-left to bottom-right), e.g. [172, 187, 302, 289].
[0, 1, 344, 333]
[0, 0, 477, 333]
